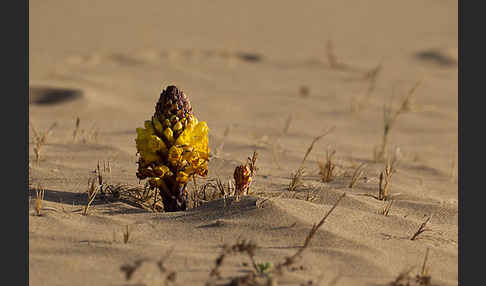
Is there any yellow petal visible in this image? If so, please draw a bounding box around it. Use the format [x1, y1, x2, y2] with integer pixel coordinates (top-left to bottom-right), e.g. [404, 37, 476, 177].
[176, 171, 190, 184]
[164, 127, 174, 144]
[147, 135, 167, 153]
[154, 165, 171, 177]
[152, 116, 164, 134]
[168, 145, 183, 166]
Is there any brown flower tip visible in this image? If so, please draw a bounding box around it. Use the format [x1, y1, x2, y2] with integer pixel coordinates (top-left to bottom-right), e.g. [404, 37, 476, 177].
[155, 85, 193, 120]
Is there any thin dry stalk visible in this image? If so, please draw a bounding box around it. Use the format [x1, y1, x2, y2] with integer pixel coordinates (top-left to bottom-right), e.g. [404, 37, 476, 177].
[378, 159, 394, 201]
[73, 117, 99, 143]
[34, 185, 45, 216]
[317, 148, 337, 183]
[410, 216, 432, 241]
[271, 140, 283, 170]
[83, 177, 99, 216]
[414, 248, 432, 285]
[449, 149, 458, 183]
[351, 62, 383, 113]
[73, 117, 81, 141]
[348, 163, 367, 188]
[380, 199, 394, 216]
[123, 225, 130, 244]
[288, 127, 335, 192]
[301, 127, 336, 166]
[390, 249, 432, 286]
[375, 81, 422, 161]
[274, 193, 346, 273]
[283, 114, 293, 135]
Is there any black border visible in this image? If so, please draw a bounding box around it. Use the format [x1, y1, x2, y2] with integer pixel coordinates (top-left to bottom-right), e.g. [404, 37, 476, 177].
[7, 0, 28, 285]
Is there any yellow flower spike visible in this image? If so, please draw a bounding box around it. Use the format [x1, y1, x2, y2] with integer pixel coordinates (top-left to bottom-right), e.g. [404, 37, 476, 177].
[163, 127, 174, 144]
[152, 116, 164, 134]
[136, 85, 210, 212]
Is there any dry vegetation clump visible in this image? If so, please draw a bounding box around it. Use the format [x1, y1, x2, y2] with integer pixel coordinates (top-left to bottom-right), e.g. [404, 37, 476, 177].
[30, 121, 57, 164]
[317, 148, 337, 183]
[390, 248, 432, 286]
[120, 249, 177, 285]
[205, 193, 346, 286]
[374, 80, 423, 162]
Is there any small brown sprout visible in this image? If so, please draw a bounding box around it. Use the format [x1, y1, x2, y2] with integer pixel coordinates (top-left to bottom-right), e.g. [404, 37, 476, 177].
[234, 151, 258, 200]
[34, 185, 45, 216]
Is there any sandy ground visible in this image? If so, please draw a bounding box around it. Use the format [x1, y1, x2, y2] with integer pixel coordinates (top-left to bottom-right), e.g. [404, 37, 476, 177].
[29, 1, 458, 285]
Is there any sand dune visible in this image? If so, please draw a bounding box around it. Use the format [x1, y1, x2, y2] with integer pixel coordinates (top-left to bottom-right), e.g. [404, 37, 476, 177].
[30, 0, 457, 285]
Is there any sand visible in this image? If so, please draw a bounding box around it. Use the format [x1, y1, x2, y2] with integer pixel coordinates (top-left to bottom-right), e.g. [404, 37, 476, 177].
[29, 1, 458, 285]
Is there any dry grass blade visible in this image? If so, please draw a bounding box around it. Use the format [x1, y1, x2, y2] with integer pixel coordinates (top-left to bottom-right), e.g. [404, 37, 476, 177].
[83, 177, 99, 216]
[380, 199, 394, 216]
[73, 117, 81, 141]
[283, 114, 293, 135]
[351, 62, 383, 113]
[390, 248, 432, 286]
[410, 216, 432, 241]
[348, 163, 366, 188]
[274, 193, 346, 273]
[123, 225, 130, 244]
[301, 126, 336, 166]
[378, 159, 395, 201]
[375, 81, 422, 161]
